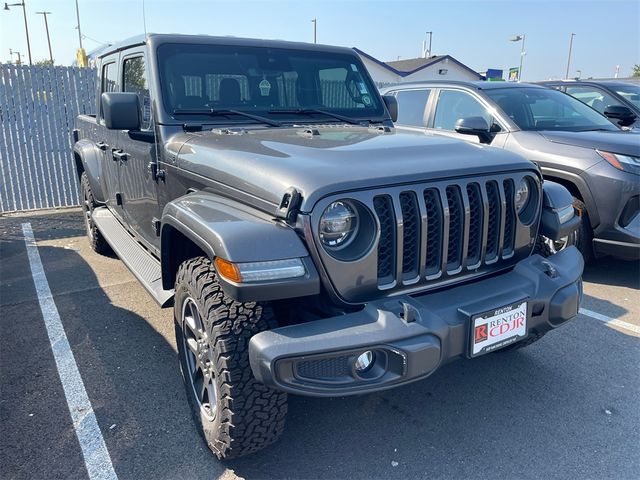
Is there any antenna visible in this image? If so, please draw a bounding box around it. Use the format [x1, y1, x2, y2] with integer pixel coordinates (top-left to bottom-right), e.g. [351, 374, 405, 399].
[142, 0, 148, 37]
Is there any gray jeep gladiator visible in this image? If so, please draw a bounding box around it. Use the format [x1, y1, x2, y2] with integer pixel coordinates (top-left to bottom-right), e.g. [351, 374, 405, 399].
[73, 34, 584, 459]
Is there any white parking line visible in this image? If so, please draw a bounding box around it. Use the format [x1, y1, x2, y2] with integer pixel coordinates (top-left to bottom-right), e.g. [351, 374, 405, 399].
[22, 223, 117, 480]
[579, 307, 640, 335]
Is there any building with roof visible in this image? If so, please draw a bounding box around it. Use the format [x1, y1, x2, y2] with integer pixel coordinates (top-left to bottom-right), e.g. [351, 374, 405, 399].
[354, 48, 482, 85]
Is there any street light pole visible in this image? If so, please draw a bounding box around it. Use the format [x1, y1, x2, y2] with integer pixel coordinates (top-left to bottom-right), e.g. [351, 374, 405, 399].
[35, 11, 53, 63]
[9, 48, 22, 65]
[311, 18, 316, 44]
[4, 1, 32, 65]
[509, 34, 526, 81]
[565, 33, 575, 80]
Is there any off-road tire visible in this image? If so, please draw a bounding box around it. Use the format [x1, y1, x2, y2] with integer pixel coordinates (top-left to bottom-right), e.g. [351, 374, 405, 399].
[533, 198, 592, 261]
[174, 256, 288, 459]
[80, 172, 110, 255]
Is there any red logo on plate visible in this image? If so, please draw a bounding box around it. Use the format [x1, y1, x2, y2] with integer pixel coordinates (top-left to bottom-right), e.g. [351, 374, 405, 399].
[474, 324, 488, 343]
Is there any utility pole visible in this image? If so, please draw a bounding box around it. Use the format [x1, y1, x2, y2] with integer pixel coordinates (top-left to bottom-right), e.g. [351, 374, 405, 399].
[75, 0, 83, 50]
[311, 18, 316, 44]
[4, 1, 32, 65]
[35, 11, 53, 63]
[426, 31, 433, 57]
[565, 33, 575, 80]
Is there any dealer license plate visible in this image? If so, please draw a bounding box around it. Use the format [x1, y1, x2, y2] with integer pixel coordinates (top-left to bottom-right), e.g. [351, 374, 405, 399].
[470, 300, 528, 357]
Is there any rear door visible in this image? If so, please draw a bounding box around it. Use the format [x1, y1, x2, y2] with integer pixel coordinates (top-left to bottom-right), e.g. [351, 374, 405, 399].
[97, 56, 124, 220]
[116, 49, 161, 252]
[389, 88, 433, 131]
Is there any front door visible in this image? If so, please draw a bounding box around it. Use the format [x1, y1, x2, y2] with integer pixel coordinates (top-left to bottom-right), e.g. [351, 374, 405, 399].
[116, 51, 161, 251]
[98, 57, 124, 220]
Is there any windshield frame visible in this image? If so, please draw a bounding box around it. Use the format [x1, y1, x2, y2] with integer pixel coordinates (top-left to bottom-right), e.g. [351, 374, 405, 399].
[154, 42, 389, 127]
[484, 86, 619, 132]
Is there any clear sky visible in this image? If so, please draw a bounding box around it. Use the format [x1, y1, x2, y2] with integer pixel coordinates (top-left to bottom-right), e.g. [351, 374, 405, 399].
[1, 0, 638, 80]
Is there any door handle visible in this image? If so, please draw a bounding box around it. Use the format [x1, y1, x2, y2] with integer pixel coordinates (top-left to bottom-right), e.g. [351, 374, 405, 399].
[112, 149, 128, 162]
[96, 141, 108, 150]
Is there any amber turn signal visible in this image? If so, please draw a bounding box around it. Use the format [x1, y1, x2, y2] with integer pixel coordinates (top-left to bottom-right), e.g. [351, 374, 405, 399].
[214, 257, 242, 283]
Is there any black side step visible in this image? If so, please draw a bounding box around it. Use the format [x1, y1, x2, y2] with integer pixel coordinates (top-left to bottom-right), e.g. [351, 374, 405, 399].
[92, 207, 174, 307]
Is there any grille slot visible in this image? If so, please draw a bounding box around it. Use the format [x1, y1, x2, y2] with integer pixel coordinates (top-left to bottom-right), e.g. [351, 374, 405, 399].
[485, 181, 501, 261]
[423, 188, 443, 276]
[503, 179, 516, 256]
[466, 183, 483, 266]
[373, 195, 395, 284]
[297, 356, 351, 380]
[445, 186, 464, 271]
[399, 192, 420, 279]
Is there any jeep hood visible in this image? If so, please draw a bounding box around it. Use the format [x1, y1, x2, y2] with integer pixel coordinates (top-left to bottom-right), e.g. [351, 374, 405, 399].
[539, 130, 640, 156]
[175, 126, 535, 213]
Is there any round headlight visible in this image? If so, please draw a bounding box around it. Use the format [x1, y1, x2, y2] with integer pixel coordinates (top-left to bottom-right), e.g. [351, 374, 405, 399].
[514, 178, 531, 214]
[319, 201, 359, 248]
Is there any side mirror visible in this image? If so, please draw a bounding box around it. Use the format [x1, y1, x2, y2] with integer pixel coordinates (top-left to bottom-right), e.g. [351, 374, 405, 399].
[382, 95, 398, 123]
[603, 105, 637, 127]
[101, 92, 140, 130]
[454, 116, 493, 144]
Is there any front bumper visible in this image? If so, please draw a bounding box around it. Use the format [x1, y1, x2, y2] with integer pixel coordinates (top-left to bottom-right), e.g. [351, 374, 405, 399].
[249, 247, 584, 397]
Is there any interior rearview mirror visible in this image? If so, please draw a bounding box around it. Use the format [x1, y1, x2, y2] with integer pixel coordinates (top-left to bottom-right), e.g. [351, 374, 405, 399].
[382, 95, 398, 123]
[603, 105, 637, 127]
[454, 116, 493, 144]
[101, 92, 140, 131]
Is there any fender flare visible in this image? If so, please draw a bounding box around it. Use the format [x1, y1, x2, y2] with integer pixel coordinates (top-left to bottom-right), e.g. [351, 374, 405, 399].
[160, 192, 319, 299]
[539, 167, 599, 228]
[73, 139, 106, 203]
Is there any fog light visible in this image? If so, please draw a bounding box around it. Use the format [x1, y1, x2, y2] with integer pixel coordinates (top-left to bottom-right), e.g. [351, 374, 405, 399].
[354, 351, 375, 372]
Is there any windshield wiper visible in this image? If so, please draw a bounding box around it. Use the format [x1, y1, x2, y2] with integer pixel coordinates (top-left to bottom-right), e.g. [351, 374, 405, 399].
[172, 108, 282, 127]
[268, 108, 363, 125]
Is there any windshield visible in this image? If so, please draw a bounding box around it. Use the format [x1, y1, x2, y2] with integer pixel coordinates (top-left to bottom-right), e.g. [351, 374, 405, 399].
[613, 84, 640, 109]
[484, 87, 617, 132]
[157, 43, 385, 125]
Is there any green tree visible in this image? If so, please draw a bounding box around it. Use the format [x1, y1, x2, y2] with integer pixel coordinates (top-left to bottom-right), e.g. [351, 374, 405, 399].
[633, 64, 640, 78]
[35, 59, 54, 66]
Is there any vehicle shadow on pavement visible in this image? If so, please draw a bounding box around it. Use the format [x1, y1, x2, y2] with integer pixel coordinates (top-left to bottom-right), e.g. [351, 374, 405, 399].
[582, 256, 639, 289]
[226, 318, 639, 480]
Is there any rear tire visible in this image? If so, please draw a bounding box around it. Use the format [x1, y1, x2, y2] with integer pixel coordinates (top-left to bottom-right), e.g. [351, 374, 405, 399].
[174, 256, 287, 459]
[80, 172, 110, 255]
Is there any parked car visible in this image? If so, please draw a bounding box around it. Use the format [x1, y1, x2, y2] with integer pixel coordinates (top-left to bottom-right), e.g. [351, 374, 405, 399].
[538, 80, 640, 129]
[381, 81, 640, 261]
[73, 34, 583, 459]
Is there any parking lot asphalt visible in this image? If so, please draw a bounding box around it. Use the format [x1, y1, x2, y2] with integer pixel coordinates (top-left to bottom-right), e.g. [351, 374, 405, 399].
[1, 208, 639, 480]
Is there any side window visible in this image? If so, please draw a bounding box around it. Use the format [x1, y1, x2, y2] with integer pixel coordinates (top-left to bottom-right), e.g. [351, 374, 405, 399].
[433, 90, 492, 131]
[564, 86, 620, 115]
[394, 89, 431, 127]
[100, 62, 117, 122]
[123, 56, 151, 130]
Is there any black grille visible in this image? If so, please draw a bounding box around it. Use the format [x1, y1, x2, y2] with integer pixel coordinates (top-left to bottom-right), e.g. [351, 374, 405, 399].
[446, 186, 464, 270]
[373, 195, 395, 282]
[503, 179, 516, 255]
[486, 181, 501, 261]
[466, 183, 483, 266]
[424, 189, 442, 276]
[373, 177, 526, 288]
[297, 356, 351, 380]
[399, 192, 420, 278]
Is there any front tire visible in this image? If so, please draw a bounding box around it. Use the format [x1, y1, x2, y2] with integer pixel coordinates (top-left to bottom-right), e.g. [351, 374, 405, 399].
[534, 198, 593, 261]
[174, 256, 287, 459]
